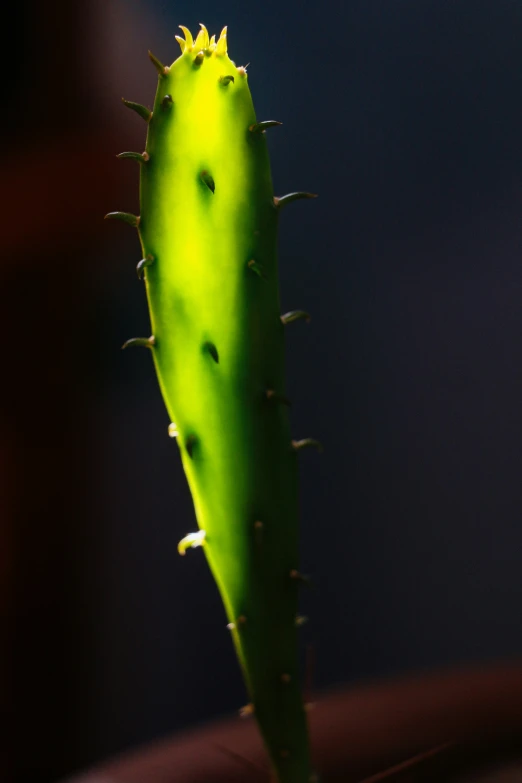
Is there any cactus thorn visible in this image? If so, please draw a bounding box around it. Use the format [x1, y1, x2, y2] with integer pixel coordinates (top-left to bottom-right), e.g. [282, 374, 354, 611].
[178, 25, 194, 50]
[121, 336, 155, 350]
[274, 192, 318, 208]
[194, 23, 210, 51]
[168, 422, 179, 438]
[121, 98, 152, 122]
[177, 530, 206, 555]
[290, 569, 311, 586]
[227, 614, 246, 630]
[148, 50, 169, 76]
[266, 389, 291, 406]
[239, 703, 255, 718]
[203, 341, 219, 363]
[136, 254, 155, 280]
[200, 170, 215, 193]
[174, 35, 186, 53]
[291, 438, 323, 453]
[281, 310, 311, 325]
[247, 259, 266, 280]
[219, 74, 235, 85]
[193, 51, 205, 66]
[216, 27, 227, 56]
[116, 151, 149, 163]
[104, 211, 140, 227]
[161, 94, 173, 110]
[249, 120, 283, 133]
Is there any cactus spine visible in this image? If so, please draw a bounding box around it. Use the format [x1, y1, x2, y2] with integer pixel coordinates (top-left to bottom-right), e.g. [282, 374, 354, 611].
[109, 24, 318, 783]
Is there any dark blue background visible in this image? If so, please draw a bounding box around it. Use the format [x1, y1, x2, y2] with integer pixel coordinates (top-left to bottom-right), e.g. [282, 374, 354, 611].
[5, 1, 522, 781]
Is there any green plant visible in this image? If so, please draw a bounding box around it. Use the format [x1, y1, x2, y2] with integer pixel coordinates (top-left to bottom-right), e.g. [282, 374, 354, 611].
[106, 24, 319, 783]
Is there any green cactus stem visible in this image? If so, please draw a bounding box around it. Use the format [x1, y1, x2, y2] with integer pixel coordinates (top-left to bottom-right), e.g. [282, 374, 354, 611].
[108, 23, 319, 783]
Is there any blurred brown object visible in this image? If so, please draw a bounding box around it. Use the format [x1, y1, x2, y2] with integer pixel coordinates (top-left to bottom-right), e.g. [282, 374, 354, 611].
[65, 663, 522, 783]
[2, 2, 138, 781]
[2, 136, 133, 783]
[3, 134, 134, 257]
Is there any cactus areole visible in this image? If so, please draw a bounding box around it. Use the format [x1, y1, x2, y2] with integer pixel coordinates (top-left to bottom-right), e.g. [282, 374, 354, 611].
[107, 24, 318, 783]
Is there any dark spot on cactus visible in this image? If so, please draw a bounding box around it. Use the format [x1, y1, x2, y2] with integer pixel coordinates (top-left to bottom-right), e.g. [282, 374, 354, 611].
[200, 170, 215, 193]
[186, 434, 198, 458]
[219, 74, 234, 85]
[203, 341, 219, 363]
[161, 94, 173, 110]
[247, 259, 266, 279]
[193, 51, 205, 66]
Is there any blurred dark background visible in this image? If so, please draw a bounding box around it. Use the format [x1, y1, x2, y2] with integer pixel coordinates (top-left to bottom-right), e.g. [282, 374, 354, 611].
[3, 1, 522, 781]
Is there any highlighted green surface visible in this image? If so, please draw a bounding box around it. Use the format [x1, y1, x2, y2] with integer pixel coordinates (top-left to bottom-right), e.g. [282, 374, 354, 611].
[117, 25, 315, 782]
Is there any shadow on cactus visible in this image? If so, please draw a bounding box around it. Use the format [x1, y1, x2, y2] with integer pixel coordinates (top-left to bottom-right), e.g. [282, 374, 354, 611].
[106, 23, 320, 783]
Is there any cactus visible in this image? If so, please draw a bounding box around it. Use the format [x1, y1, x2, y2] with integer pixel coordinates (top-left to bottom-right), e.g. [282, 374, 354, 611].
[107, 24, 319, 783]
